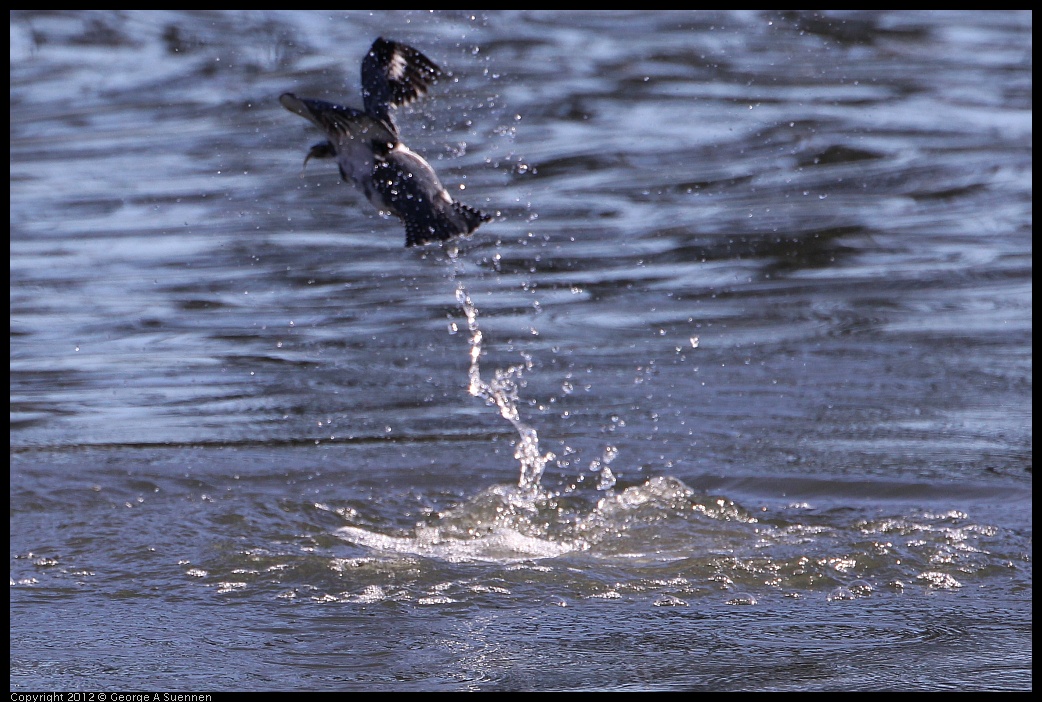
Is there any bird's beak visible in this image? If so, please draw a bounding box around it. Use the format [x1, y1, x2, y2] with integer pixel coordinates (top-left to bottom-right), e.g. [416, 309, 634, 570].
[301, 141, 336, 174]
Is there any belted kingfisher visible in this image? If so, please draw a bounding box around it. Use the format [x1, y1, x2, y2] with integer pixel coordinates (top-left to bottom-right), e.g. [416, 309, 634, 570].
[280, 37, 491, 247]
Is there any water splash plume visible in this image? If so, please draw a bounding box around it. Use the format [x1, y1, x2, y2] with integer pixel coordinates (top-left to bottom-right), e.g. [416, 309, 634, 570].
[453, 280, 554, 489]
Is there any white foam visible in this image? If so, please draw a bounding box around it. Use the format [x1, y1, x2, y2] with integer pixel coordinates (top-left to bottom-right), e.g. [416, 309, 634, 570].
[336, 524, 577, 563]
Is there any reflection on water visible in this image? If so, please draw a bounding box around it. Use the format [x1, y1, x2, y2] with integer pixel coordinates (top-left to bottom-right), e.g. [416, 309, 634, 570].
[9, 10, 1031, 691]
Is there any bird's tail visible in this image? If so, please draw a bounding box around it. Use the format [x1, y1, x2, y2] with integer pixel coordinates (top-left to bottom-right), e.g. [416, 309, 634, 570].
[404, 201, 492, 247]
[452, 201, 492, 236]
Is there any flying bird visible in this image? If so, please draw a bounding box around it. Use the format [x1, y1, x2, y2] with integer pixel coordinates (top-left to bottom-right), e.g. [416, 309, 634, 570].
[280, 37, 490, 247]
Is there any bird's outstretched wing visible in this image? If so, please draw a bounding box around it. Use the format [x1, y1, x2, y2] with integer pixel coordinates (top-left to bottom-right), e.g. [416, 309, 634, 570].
[361, 37, 442, 132]
[280, 94, 367, 138]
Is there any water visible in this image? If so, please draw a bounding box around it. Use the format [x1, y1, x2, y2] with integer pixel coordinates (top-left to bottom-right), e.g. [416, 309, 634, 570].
[10, 10, 1032, 691]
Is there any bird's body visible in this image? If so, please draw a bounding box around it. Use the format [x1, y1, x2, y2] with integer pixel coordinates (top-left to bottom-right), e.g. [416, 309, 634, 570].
[280, 38, 490, 247]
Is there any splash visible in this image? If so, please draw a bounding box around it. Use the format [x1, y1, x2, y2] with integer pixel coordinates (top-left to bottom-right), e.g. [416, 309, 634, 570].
[454, 280, 554, 489]
[334, 476, 711, 563]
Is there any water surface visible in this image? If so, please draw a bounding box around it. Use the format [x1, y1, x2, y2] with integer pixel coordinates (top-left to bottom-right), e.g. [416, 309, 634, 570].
[10, 10, 1032, 691]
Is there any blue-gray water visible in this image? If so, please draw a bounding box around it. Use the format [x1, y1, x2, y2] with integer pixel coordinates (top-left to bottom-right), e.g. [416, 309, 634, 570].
[10, 10, 1031, 691]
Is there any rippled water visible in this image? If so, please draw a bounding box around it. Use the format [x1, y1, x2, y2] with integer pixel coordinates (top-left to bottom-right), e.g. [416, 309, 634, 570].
[10, 10, 1032, 691]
